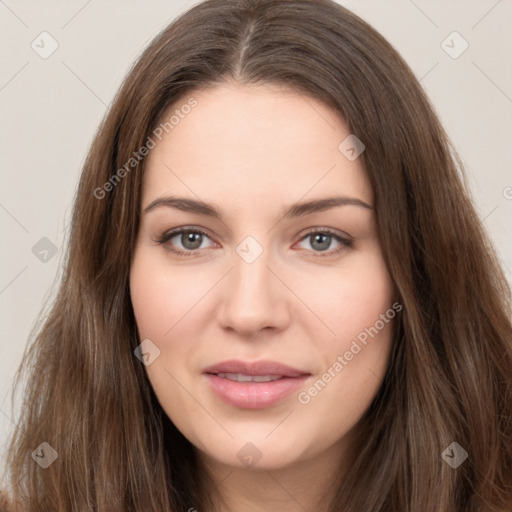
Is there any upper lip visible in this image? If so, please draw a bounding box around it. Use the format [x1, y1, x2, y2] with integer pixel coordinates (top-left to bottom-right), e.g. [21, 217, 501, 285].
[203, 359, 310, 377]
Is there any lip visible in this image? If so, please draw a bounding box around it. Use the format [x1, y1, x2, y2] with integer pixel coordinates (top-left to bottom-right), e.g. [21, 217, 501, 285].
[203, 359, 308, 377]
[203, 359, 311, 409]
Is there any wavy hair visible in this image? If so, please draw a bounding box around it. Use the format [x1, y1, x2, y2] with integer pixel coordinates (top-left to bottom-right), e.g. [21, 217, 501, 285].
[3, 0, 512, 510]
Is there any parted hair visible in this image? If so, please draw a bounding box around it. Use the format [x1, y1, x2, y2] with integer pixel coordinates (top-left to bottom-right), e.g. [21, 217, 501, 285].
[2, 0, 512, 511]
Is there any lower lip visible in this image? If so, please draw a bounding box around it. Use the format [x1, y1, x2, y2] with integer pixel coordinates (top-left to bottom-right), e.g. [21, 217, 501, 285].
[204, 374, 310, 409]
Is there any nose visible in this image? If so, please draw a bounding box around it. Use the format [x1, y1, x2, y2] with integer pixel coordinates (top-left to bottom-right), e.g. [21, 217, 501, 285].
[216, 247, 292, 337]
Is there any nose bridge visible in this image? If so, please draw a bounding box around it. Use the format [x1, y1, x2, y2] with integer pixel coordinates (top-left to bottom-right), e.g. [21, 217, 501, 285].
[217, 234, 289, 334]
[231, 235, 276, 308]
[233, 239, 271, 295]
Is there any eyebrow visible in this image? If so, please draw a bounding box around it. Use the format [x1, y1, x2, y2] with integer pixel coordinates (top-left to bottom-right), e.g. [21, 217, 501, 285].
[143, 195, 373, 220]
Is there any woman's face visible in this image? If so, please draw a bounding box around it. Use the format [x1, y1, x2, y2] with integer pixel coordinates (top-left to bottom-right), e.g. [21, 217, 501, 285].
[130, 82, 397, 471]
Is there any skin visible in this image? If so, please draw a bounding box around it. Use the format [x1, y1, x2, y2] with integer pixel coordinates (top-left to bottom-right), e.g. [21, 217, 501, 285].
[129, 81, 397, 511]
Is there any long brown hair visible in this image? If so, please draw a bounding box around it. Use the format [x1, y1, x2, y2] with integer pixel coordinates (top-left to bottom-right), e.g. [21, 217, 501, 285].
[3, 0, 512, 510]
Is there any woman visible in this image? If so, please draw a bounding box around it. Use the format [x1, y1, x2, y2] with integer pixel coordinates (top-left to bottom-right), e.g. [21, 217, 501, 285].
[2, 0, 512, 510]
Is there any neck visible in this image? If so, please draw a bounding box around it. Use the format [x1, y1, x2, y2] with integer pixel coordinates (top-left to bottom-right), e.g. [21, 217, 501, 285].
[196, 433, 357, 512]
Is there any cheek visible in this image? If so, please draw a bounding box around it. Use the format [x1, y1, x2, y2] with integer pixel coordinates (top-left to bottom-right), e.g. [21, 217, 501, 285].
[129, 249, 207, 380]
[129, 252, 203, 429]
[304, 248, 396, 402]
[305, 248, 395, 345]
[129, 250, 201, 339]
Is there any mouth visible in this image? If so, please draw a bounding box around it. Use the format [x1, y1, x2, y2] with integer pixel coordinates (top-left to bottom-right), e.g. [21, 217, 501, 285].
[214, 373, 284, 382]
[203, 359, 311, 409]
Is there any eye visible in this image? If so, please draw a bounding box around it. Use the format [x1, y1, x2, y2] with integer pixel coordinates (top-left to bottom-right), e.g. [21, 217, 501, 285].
[153, 227, 353, 258]
[153, 227, 216, 257]
[294, 228, 353, 257]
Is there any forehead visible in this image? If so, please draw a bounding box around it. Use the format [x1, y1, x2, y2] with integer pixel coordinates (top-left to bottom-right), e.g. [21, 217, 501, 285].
[142, 82, 372, 213]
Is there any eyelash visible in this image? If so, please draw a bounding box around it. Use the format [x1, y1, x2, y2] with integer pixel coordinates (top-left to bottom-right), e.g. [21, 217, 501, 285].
[153, 226, 354, 258]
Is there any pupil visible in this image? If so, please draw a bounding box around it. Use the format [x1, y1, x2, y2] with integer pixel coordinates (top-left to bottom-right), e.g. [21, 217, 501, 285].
[183, 232, 202, 249]
[312, 233, 330, 251]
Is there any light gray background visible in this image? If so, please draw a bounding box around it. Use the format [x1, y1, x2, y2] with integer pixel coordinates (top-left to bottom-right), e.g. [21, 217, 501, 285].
[1, 0, 511, 473]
